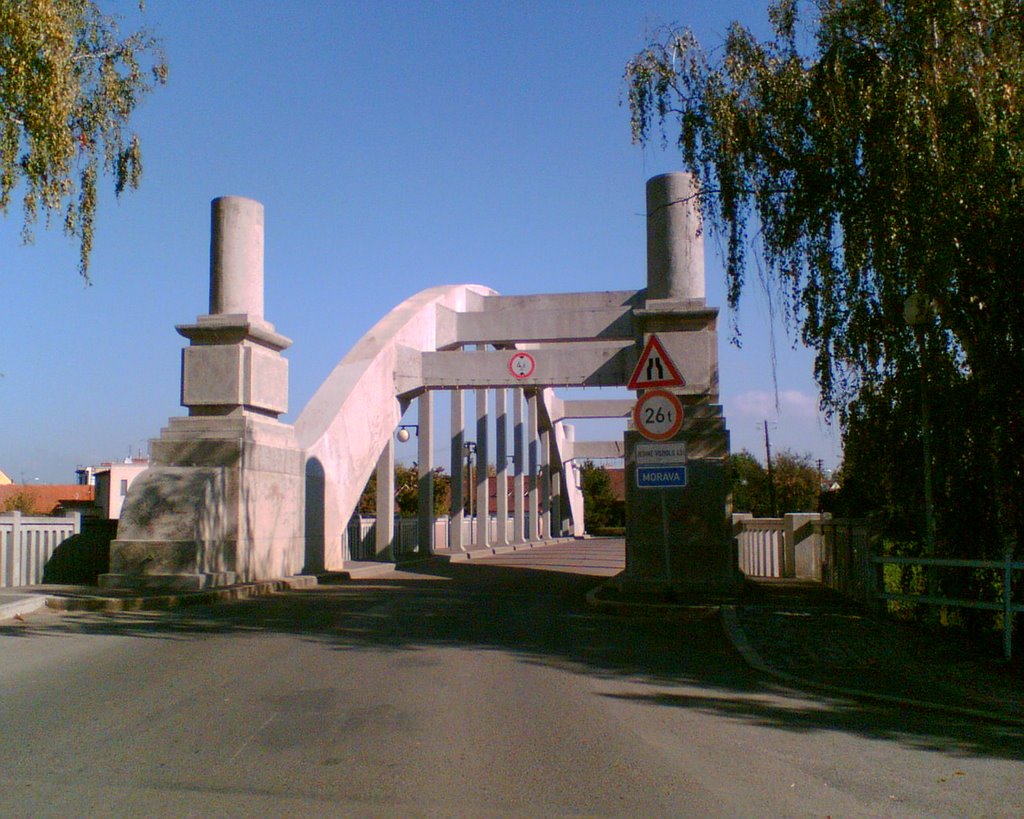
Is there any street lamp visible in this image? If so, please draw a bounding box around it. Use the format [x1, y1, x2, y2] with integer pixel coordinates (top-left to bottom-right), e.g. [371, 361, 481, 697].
[396, 424, 418, 443]
[904, 293, 938, 571]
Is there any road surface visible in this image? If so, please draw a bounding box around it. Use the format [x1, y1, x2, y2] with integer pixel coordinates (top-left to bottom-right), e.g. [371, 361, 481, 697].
[1, 540, 1021, 815]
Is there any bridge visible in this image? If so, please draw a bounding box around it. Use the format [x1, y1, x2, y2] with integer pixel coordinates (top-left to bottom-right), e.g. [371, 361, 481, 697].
[103, 173, 738, 593]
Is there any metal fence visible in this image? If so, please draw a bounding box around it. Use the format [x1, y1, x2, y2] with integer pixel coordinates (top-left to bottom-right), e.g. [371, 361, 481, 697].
[817, 517, 874, 600]
[871, 553, 1024, 661]
[0, 512, 81, 587]
[737, 512, 1021, 658]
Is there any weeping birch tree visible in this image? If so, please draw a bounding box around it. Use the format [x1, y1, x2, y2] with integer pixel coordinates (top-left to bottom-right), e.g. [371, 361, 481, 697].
[626, 0, 1024, 555]
[0, 0, 166, 280]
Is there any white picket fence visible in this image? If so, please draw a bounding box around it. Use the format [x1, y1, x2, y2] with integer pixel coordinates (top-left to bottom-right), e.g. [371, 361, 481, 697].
[0, 512, 81, 587]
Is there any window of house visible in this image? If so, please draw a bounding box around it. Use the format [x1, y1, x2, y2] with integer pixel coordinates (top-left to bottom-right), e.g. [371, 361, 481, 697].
[120, 479, 129, 496]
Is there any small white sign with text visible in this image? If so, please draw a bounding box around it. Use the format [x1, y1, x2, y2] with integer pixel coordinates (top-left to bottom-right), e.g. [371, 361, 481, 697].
[635, 441, 688, 466]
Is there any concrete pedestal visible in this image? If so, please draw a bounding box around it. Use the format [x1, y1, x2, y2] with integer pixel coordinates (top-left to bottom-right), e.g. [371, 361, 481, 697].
[102, 196, 305, 589]
[621, 405, 741, 595]
[101, 415, 304, 589]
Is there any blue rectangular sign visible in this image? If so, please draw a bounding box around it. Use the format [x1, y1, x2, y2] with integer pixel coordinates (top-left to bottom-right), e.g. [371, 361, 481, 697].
[636, 466, 687, 489]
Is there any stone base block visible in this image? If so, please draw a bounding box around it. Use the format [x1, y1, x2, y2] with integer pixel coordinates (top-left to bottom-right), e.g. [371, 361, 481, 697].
[624, 420, 739, 592]
[98, 571, 237, 591]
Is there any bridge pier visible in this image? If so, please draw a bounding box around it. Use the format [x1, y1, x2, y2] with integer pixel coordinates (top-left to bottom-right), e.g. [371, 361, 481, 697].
[620, 172, 740, 594]
[104, 197, 305, 589]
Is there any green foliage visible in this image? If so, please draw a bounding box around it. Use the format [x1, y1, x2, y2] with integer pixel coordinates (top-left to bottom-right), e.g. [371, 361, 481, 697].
[357, 465, 451, 517]
[773, 450, 821, 515]
[729, 450, 770, 516]
[579, 460, 624, 531]
[0, 0, 166, 279]
[730, 448, 820, 516]
[626, 0, 1024, 556]
[1, 489, 36, 513]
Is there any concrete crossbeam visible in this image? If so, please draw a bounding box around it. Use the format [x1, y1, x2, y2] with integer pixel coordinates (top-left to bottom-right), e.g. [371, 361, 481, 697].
[480, 291, 642, 312]
[454, 305, 634, 345]
[401, 333, 715, 394]
[572, 440, 625, 460]
[404, 342, 633, 391]
[551, 398, 634, 421]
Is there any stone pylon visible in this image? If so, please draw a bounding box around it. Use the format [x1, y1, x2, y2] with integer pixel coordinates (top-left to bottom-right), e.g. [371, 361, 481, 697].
[622, 173, 741, 594]
[102, 197, 305, 589]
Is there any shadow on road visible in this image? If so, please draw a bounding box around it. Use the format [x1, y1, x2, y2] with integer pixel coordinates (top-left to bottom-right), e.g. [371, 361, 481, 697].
[3, 543, 1022, 762]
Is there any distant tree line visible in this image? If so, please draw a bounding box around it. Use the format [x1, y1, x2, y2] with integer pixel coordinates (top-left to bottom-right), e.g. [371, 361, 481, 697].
[729, 450, 823, 518]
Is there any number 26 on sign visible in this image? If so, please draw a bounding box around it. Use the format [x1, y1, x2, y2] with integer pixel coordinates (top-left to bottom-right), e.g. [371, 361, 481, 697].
[633, 389, 684, 441]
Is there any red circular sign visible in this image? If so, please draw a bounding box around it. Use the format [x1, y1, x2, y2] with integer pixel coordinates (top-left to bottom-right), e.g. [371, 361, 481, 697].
[633, 389, 684, 441]
[508, 351, 536, 379]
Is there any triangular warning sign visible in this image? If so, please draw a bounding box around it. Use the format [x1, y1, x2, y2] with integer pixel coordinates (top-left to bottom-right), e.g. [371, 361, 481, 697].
[627, 334, 686, 390]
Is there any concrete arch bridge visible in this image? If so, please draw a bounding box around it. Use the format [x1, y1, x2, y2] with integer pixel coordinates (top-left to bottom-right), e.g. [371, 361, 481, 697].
[105, 174, 736, 594]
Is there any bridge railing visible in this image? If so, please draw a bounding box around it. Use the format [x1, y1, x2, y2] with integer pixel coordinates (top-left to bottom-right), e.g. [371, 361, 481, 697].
[734, 515, 785, 577]
[734, 513, 826, 579]
[0, 512, 81, 587]
[342, 514, 533, 560]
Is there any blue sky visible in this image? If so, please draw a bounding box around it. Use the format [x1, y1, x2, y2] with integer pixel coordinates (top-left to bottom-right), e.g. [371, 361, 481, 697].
[1, 0, 841, 484]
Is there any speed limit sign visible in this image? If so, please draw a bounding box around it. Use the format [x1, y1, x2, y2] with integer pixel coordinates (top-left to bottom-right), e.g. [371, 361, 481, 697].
[633, 389, 684, 441]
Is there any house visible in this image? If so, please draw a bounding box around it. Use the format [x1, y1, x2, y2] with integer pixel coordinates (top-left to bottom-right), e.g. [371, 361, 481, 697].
[88, 458, 150, 520]
[0, 469, 12, 485]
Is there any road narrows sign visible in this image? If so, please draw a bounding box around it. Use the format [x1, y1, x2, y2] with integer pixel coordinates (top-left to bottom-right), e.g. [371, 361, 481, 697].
[627, 334, 686, 390]
[632, 389, 684, 441]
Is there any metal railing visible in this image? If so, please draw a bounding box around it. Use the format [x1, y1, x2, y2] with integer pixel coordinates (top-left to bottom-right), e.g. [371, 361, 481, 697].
[871, 552, 1024, 661]
[0, 512, 82, 587]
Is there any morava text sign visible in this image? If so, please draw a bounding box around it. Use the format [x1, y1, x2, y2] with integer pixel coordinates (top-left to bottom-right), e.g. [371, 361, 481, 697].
[636, 466, 688, 488]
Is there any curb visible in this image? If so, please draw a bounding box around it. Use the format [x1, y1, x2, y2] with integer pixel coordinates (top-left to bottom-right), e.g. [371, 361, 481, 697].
[318, 562, 397, 580]
[720, 605, 1024, 728]
[0, 594, 50, 621]
[40, 575, 317, 614]
[449, 537, 576, 563]
[584, 583, 720, 620]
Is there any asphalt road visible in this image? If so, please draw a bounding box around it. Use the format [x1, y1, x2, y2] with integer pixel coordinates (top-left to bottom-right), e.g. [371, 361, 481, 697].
[2, 540, 1022, 816]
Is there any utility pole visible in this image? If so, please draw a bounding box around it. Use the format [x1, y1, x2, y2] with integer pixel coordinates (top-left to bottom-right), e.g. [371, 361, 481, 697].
[763, 420, 777, 518]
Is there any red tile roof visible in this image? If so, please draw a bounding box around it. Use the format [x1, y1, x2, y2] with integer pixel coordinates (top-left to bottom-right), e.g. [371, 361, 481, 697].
[0, 484, 95, 516]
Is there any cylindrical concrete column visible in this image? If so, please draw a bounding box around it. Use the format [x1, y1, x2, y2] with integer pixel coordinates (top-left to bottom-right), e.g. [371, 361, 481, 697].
[210, 196, 265, 317]
[646, 173, 705, 301]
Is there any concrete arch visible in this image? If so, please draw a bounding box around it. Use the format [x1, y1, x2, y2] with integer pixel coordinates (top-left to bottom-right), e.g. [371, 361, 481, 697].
[295, 284, 497, 570]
